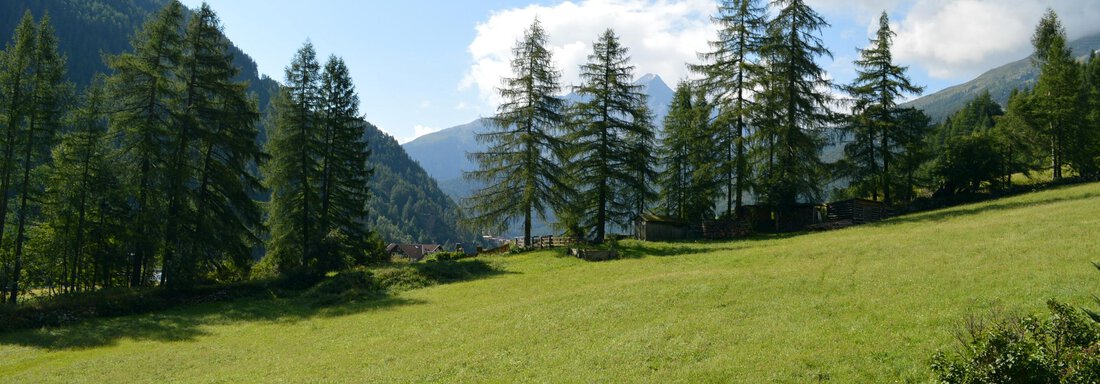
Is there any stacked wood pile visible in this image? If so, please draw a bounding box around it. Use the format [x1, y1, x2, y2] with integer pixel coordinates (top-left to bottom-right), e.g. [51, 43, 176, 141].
[692, 219, 751, 239]
[569, 248, 618, 261]
[826, 198, 890, 224]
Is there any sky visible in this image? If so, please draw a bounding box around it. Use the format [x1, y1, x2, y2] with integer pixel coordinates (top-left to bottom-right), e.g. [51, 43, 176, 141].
[179, 0, 1100, 144]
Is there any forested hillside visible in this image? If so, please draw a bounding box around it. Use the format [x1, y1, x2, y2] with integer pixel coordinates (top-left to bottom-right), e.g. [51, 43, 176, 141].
[364, 121, 473, 244]
[0, 0, 472, 247]
[0, 0, 279, 110]
[904, 31, 1100, 122]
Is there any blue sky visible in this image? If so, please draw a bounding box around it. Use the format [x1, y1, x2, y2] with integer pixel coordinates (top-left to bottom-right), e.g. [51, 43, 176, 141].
[179, 0, 1100, 143]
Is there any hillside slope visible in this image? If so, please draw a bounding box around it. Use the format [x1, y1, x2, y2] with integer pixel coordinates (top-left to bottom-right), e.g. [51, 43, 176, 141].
[363, 121, 475, 244]
[1, 0, 472, 244]
[3, 182, 1099, 382]
[904, 31, 1100, 122]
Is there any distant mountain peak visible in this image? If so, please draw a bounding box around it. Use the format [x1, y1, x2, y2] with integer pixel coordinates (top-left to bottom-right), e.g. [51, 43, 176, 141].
[635, 73, 660, 84]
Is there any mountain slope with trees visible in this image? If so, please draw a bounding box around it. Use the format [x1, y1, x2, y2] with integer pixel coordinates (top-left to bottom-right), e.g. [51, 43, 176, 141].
[903, 31, 1100, 123]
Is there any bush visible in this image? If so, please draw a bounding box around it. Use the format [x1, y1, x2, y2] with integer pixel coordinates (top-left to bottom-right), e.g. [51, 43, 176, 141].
[931, 300, 1100, 383]
[303, 269, 381, 305]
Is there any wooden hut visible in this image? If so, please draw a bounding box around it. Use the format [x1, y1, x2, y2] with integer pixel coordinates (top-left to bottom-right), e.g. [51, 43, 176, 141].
[635, 213, 689, 241]
[826, 198, 889, 224]
[743, 204, 825, 233]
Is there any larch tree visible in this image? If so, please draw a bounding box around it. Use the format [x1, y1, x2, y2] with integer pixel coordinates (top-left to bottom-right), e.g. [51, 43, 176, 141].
[317, 55, 371, 268]
[3, 12, 71, 303]
[465, 19, 568, 247]
[566, 29, 653, 243]
[658, 81, 719, 222]
[1027, 9, 1076, 181]
[106, 0, 184, 287]
[264, 41, 323, 273]
[178, 4, 263, 283]
[1033, 31, 1080, 180]
[37, 76, 118, 293]
[843, 12, 923, 205]
[658, 82, 696, 219]
[691, 0, 767, 217]
[755, 0, 834, 224]
[0, 12, 37, 303]
[620, 103, 657, 229]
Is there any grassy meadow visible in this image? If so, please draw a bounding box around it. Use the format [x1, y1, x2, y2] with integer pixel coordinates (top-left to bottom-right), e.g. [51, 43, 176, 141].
[3, 183, 1100, 382]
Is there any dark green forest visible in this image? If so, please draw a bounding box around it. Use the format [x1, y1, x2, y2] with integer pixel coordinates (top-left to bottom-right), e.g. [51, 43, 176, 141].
[0, 1, 475, 306]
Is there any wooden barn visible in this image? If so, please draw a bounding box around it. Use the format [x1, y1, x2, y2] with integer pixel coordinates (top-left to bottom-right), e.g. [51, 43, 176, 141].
[635, 213, 690, 241]
[826, 198, 890, 224]
[386, 243, 442, 262]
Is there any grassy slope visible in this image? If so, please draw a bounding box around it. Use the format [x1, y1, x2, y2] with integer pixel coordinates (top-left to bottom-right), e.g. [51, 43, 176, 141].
[3, 183, 1100, 382]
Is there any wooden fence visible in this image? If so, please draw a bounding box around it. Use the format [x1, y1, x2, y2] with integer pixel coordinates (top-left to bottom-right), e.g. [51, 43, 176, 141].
[511, 235, 576, 249]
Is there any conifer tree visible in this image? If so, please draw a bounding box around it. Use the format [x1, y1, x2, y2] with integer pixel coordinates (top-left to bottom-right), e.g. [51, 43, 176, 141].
[1029, 9, 1082, 180]
[317, 56, 371, 267]
[0, 11, 37, 302]
[843, 12, 923, 205]
[566, 29, 653, 243]
[465, 19, 568, 246]
[178, 4, 263, 282]
[691, 0, 767, 217]
[36, 76, 121, 292]
[264, 42, 322, 273]
[658, 82, 696, 219]
[621, 104, 657, 228]
[658, 82, 719, 221]
[1032, 26, 1078, 180]
[755, 0, 833, 224]
[2, 12, 71, 303]
[106, 0, 184, 287]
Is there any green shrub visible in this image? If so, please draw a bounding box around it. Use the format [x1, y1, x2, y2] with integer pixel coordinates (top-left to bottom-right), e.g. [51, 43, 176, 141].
[931, 300, 1100, 383]
[373, 266, 432, 291]
[304, 269, 379, 298]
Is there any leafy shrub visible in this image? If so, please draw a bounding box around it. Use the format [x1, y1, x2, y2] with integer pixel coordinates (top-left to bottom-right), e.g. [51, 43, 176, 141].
[373, 259, 497, 291]
[304, 269, 379, 298]
[373, 266, 432, 291]
[931, 300, 1100, 383]
[426, 251, 471, 262]
[303, 269, 382, 306]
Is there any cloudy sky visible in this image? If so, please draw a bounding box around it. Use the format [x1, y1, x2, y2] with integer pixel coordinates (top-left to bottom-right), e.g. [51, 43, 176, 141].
[180, 0, 1100, 143]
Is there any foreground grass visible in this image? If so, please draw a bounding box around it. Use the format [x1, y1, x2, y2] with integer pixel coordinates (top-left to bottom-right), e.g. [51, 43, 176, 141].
[3, 183, 1100, 382]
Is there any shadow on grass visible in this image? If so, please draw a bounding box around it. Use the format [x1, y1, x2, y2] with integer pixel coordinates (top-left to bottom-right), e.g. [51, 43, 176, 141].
[0, 259, 505, 351]
[616, 233, 802, 259]
[885, 189, 1100, 225]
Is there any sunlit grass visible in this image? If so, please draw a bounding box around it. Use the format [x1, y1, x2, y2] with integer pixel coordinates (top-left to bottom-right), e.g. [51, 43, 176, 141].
[2, 183, 1100, 382]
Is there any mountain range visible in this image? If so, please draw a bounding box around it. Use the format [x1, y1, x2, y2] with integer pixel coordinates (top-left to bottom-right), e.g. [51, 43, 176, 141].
[903, 31, 1100, 122]
[402, 74, 675, 236]
[404, 74, 675, 192]
[1, 0, 475, 245]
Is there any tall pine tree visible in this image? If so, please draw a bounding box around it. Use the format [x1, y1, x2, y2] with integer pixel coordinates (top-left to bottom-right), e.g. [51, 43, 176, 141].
[2, 12, 71, 303]
[755, 0, 833, 225]
[465, 19, 568, 246]
[317, 56, 371, 268]
[566, 29, 653, 243]
[691, 0, 767, 217]
[264, 41, 322, 274]
[0, 12, 37, 303]
[178, 4, 264, 283]
[106, 0, 184, 287]
[843, 12, 923, 205]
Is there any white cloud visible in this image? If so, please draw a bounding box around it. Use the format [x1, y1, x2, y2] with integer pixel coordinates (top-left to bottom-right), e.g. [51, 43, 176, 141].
[890, 0, 1100, 79]
[460, 0, 716, 111]
[398, 124, 444, 144]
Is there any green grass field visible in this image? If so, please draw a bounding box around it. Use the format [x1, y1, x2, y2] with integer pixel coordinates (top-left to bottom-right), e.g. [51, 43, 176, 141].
[3, 183, 1100, 383]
